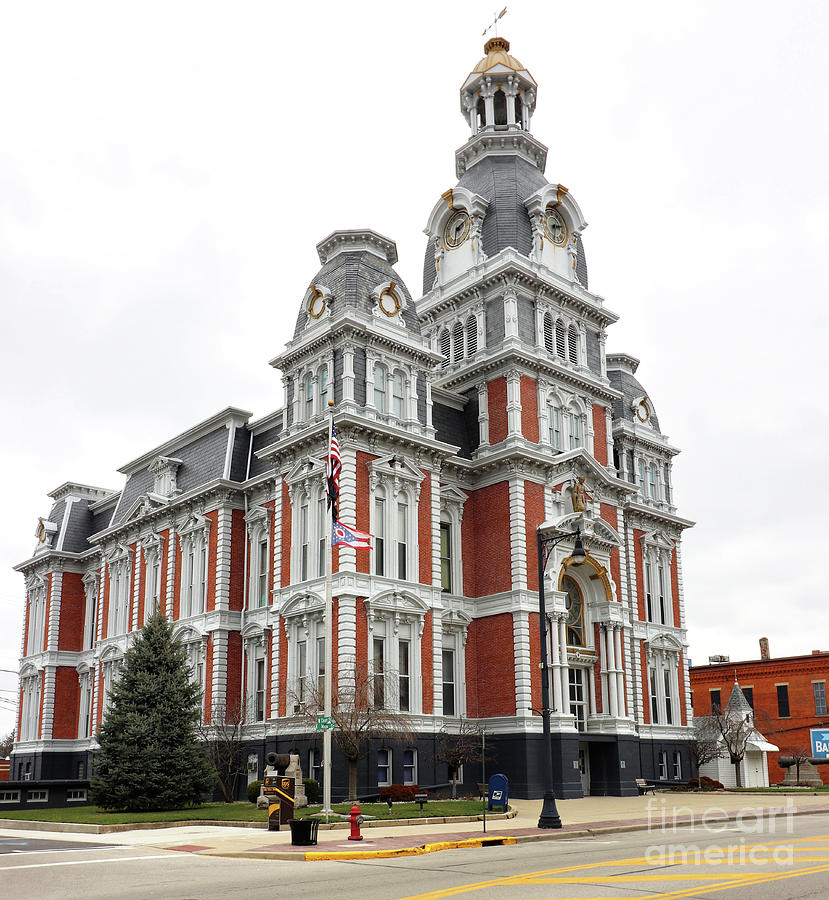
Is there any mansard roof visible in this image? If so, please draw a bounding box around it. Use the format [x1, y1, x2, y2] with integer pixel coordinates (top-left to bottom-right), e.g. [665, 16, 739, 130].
[607, 352, 662, 433]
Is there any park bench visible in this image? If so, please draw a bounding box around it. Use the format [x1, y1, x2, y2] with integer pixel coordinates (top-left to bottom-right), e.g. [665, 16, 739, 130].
[636, 778, 656, 795]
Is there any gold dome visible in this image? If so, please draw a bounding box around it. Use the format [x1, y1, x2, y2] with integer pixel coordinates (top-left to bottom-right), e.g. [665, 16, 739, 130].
[472, 37, 525, 75]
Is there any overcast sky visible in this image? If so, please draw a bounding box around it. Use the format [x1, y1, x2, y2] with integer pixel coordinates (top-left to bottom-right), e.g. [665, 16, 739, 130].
[2, 0, 828, 736]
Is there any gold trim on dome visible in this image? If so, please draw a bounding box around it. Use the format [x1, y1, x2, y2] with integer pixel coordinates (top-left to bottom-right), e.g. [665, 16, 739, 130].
[636, 398, 651, 422]
[441, 188, 454, 211]
[378, 282, 400, 317]
[307, 285, 326, 319]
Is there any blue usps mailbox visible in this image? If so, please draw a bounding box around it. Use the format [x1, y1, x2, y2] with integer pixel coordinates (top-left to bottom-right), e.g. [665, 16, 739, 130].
[488, 773, 509, 811]
[811, 728, 829, 759]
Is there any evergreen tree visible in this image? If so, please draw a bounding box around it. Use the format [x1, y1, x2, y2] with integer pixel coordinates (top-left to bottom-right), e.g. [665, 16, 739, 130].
[91, 611, 214, 811]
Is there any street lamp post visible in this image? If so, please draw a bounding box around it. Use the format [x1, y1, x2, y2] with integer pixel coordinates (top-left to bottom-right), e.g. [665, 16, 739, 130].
[536, 526, 586, 829]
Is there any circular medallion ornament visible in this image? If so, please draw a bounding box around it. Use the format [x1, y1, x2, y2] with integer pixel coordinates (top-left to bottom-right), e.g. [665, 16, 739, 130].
[443, 210, 471, 249]
[543, 208, 568, 246]
[307, 286, 326, 319]
[636, 398, 651, 423]
[378, 283, 401, 317]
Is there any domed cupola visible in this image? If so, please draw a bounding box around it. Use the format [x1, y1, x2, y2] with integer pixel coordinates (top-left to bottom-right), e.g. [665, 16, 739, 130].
[607, 353, 661, 433]
[421, 38, 589, 294]
[294, 229, 419, 339]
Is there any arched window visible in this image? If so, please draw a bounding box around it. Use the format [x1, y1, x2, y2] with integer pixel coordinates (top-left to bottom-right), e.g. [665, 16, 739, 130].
[452, 321, 464, 363]
[392, 370, 405, 418]
[567, 405, 583, 449]
[563, 576, 585, 646]
[493, 90, 507, 125]
[373, 363, 387, 413]
[304, 372, 314, 419]
[476, 96, 486, 128]
[374, 486, 386, 576]
[439, 329, 450, 366]
[514, 95, 523, 128]
[543, 312, 554, 353]
[318, 366, 328, 410]
[547, 400, 562, 449]
[299, 495, 309, 581]
[555, 321, 566, 358]
[568, 326, 578, 364]
[466, 315, 478, 356]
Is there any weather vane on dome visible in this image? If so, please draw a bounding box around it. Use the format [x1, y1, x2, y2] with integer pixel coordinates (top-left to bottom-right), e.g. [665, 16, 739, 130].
[482, 6, 507, 37]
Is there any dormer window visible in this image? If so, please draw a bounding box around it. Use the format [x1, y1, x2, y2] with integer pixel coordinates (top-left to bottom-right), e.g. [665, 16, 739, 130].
[149, 456, 182, 498]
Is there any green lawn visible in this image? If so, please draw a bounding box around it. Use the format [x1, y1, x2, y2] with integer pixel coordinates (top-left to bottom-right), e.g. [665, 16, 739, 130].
[0, 799, 493, 825]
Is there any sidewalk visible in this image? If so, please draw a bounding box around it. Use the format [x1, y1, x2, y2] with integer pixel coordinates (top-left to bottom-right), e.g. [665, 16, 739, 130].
[3, 793, 829, 861]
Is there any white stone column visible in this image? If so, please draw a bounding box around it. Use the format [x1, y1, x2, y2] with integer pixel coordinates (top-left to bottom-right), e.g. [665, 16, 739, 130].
[337, 597, 357, 696]
[337, 442, 358, 572]
[46, 570, 62, 651]
[432, 615, 443, 717]
[165, 527, 176, 618]
[550, 613, 562, 713]
[342, 342, 356, 405]
[215, 507, 232, 611]
[606, 626, 618, 718]
[614, 626, 626, 716]
[272, 480, 283, 594]
[506, 369, 522, 437]
[558, 616, 569, 714]
[211, 629, 228, 713]
[424, 372, 436, 437]
[599, 624, 609, 714]
[513, 611, 532, 719]
[587, 664, 597, 716]
[430, 467, 442, 588]
[131, 550, 141, 631]
[504, 287, 519, 339]
[508, 476, 526, 590]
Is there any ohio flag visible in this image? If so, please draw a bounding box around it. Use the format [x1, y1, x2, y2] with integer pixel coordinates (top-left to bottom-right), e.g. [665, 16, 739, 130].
[332, 520, 373, 549]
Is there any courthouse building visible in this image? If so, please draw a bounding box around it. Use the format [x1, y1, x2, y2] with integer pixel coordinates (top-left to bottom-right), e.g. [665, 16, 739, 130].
[11, 37, 694, 800]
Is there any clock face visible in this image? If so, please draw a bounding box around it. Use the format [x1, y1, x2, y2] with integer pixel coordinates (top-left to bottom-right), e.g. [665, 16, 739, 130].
[543, 208, 568, 246]
[308, 286, 326, 319]
[378, 284, 400, 317]
[636, 398, 651, 423]
[443, 210, 471, 249]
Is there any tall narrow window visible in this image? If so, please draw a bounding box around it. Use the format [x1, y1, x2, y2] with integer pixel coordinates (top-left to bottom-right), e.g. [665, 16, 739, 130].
[440, 522, 452, 592]
[555, 321, 566, 358]
[493, 89, 507, 125]
[777, 684, 790, 717]
[377, 748, 391, 785]
[439, 329, 450, 365]
[548, 405, 561, 449]
[305, 372, 314, 419]
[452, 320, 464, 362]
[392, 371, 405, 418]
[258, 538, 268, 607]
[374, 364, 387, 412]
[299, 499, 309, 581]
[396, 500, 408, 580]
[309, 748, 322, 785]
[568, 668, 586, 731]
[657, 562, 667, 624]
[658, 751, 668, 781]
[543, 312, 554, 353]
[742, 686, 754, 709]
[296, 640, 307, 708]
[672, 751, 682, 780]
[649, 465, 657, 500]
[255, 658, 266, 722]
[466, 315, 478, 356]
[568, 325, 578, 364]
[318, 496, 326, 577]
[815, 682, 827, 716]
[442, 649, 456, 716]
[664, 669, 673, 725]
[710, 689, 721, 712]
[198, 543, 207, 613]
[374, 493, 385, 576]
[650, 669, 659, 724]
[638, 459, 646, 496]
[403, 749, 417, 785]
[398, 640, 410, 712]
[318, 366, 329, 410]
[150, 558, 161, 616]
[568, 412, 582, 449]
[645, 561, 654, 622]
[186, 547, 195, 617]
[373, 638, 385, 707]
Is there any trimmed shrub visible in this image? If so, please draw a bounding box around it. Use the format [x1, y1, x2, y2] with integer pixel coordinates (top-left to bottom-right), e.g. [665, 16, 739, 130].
[303, 778, 319, 805]
[379, 784, 421, 803]
[247, 780, 263, 803]
[687, 776, 724, 791]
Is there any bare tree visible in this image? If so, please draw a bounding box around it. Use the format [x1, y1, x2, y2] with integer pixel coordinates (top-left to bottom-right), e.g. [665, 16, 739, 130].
[0, 730, 14, 758]
[293, 659, 414, 801]
[710, 705, 755, 788]
[434, 718, 484, 799]
[198, 703, 245, 803]
[782, 747, 813, 785]
[688, 720, 726, 788]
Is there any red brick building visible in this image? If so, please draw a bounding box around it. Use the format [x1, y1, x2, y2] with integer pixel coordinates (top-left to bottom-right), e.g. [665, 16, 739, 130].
[11, 37, 694, 801]
[689, 643, 829, 784]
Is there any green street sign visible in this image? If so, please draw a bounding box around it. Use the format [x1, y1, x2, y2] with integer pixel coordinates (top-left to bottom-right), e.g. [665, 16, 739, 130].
[316, 716, 335, 731]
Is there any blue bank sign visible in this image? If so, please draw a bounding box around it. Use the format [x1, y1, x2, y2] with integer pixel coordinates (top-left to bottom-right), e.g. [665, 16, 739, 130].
[810, 728, 829, 758]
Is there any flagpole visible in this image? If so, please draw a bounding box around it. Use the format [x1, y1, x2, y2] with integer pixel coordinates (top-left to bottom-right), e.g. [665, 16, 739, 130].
[322, 400, 334, 822]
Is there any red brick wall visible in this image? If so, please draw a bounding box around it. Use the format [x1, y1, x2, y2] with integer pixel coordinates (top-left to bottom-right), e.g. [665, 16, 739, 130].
[52, 667, 80, 739]
[226, 631, 242, 719]
[418, 472, 432, 584]
[524, 480, 545, 591]
[281, 480, 292, 587]
[355, 598, 368, 676]
[520, 376, 539, 442]
[205, 510, 219, 612]
[678, 651, 687, 726]
[592, 404, 608, 466]
[422, 611, 433, 714]
[464, 482, 511, 596]
[529, 612, 541, 714]
[230, 508, 245, 611]
[467, 614, 515, 717]
[487, 377, 508, 444]
[58, 573, 85, 652]
[354, 451, 376, 575]
[600, 504, 622, 594]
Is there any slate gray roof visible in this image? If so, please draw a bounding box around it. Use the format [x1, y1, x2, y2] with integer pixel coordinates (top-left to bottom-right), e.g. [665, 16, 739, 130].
[295, 250, 419, 339]
[607, 367, 661, 433]
[422, 155, 589, 293]
[726, 681, 753, 716]
[249, 423, 282, 479]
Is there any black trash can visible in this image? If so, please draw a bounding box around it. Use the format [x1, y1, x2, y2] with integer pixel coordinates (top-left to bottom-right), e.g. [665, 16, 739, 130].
[288, 817, 321, 846]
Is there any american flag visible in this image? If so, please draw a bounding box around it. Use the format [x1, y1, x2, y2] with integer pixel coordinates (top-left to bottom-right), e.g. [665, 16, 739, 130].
[327, 422, 341, 520]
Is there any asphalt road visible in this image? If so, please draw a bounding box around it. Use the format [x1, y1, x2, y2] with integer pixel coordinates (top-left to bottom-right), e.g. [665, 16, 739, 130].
[2, 814, 828, 899]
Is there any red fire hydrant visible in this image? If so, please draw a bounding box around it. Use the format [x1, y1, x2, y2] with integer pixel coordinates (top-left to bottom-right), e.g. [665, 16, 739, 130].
[348, 804, 364, 841]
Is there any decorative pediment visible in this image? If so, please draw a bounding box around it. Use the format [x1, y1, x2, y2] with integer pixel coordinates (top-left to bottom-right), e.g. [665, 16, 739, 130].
[369, 454, 425, 499]
[105, 542, 133, 566]
[20, 663, 40, 679]
[148, 456, 183, 498]
[639, 528, 675, 557]
[366, 589, 430, 625]
[172, 624, 205, 645]
[82, 569, 100, 599]
[140, 532, 165, 557]
[281, 591, 325, 619]
[440, 484, 468, 520]
[370, 280, 407, 324]
[177, 512, 211, 544]
[99, 643, 123, 664]
[25, 572, 49, 595]
[122, 492, 169, 525]
[245, 504, 273, 535]
[285, 456, 327, 499]
[647, 631, 684, 654]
